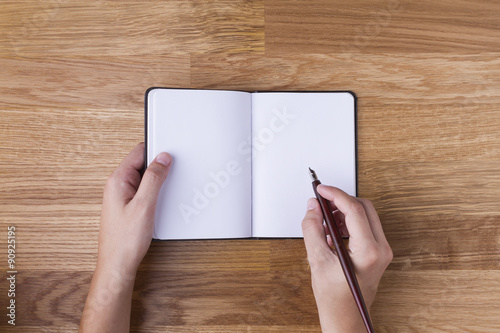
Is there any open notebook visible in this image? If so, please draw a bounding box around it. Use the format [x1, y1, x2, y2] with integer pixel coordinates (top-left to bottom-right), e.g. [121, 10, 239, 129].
[145, 88, 357, 240]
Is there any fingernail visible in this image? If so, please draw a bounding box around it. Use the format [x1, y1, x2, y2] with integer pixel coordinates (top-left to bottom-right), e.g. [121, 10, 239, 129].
[307, 198, 316, 210]
[155, 152, 171, 167]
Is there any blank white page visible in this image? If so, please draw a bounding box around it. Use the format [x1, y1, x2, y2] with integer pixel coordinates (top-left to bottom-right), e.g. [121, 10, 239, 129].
[147, 88, 252, 239]
[251, 92, 356, 238]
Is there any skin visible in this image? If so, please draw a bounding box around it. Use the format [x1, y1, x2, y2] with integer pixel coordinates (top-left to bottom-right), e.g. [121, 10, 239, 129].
[80, 143, 172, 333]
[80, 143, 392, 332]
[302, 185, 393, 332]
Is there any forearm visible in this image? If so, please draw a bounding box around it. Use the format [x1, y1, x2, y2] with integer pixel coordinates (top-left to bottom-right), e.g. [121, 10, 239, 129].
[80, 263, 136, 333]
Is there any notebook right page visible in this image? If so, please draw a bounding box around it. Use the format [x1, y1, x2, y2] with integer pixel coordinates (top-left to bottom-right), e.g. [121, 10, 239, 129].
[251, 92, 356, 238]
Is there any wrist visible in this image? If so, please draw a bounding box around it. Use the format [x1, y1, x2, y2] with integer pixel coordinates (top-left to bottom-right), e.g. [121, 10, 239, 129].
[95, 259, 138, 287]
[96, 246, 142, 279]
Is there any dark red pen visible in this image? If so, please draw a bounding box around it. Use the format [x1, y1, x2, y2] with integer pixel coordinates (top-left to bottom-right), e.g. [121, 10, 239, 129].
[309, 167, 374, 333]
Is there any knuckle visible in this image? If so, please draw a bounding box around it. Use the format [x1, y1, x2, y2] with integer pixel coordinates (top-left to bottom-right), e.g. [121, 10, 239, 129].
[357, 244, 385, 271]
[105, 170, 130, 193]
[301, 216, 317, 230]
[301, 209, 323, 230]
[349, 200, 366, 214]
[105, 170, 120, 191]
[362, 250, 380, 269]
[383, 244, 394, 265]
[359, 243, 394, 271]
[144, 163, 165, 184]
[358, 197, 374, 209]
[106, 171, 117, 186]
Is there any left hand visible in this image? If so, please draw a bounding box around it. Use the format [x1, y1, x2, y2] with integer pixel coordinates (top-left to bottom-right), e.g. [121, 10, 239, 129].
[97, 142, 172, 277]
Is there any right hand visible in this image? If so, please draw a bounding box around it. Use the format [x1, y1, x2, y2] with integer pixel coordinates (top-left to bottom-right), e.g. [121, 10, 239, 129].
[301, 185, 393, 332]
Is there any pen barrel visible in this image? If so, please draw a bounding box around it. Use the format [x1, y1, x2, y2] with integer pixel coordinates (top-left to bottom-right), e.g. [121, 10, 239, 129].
[311, 180, 375, 333]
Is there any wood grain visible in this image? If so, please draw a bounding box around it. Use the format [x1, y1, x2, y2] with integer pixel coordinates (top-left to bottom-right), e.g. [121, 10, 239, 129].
[1, 0, 499, 332]
[373, 270, 500, 332]
[0, 56, 190, 110]
[0, 1, 264, 57]
[265, 0, 500, 54]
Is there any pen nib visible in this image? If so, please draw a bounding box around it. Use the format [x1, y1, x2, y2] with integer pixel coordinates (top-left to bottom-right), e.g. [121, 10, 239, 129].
[309, 167, 318, 181]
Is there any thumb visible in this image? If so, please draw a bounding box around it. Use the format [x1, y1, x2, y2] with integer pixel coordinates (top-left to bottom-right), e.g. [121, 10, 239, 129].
[302, 198, 335, 268]
[134, 152, 172, 211]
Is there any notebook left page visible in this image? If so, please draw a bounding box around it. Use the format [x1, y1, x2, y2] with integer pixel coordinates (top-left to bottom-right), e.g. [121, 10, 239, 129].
[146, 88, 252, 239]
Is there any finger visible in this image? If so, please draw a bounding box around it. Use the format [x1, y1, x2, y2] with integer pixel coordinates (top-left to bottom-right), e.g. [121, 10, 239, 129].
[356, 198, 389, 245]
[322, 222, 334, 247]
[115, 143, 147, 185]
[326, 234, 333, 248]
[302, 198, 336, 266]
[106, 143, 147, 204]
[133, 152, 172, 212]
[333, 209, 349, 238]
[317, 185, 375, 244]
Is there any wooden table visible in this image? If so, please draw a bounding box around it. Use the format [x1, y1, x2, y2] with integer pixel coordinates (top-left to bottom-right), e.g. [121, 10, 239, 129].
[1, 1, 499, 332]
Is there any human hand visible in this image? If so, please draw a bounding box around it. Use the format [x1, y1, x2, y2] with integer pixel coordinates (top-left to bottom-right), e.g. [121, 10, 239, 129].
[301, 185, 392, 332]
[97, 142, 172, 277]
[80, 143, 172, 332]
